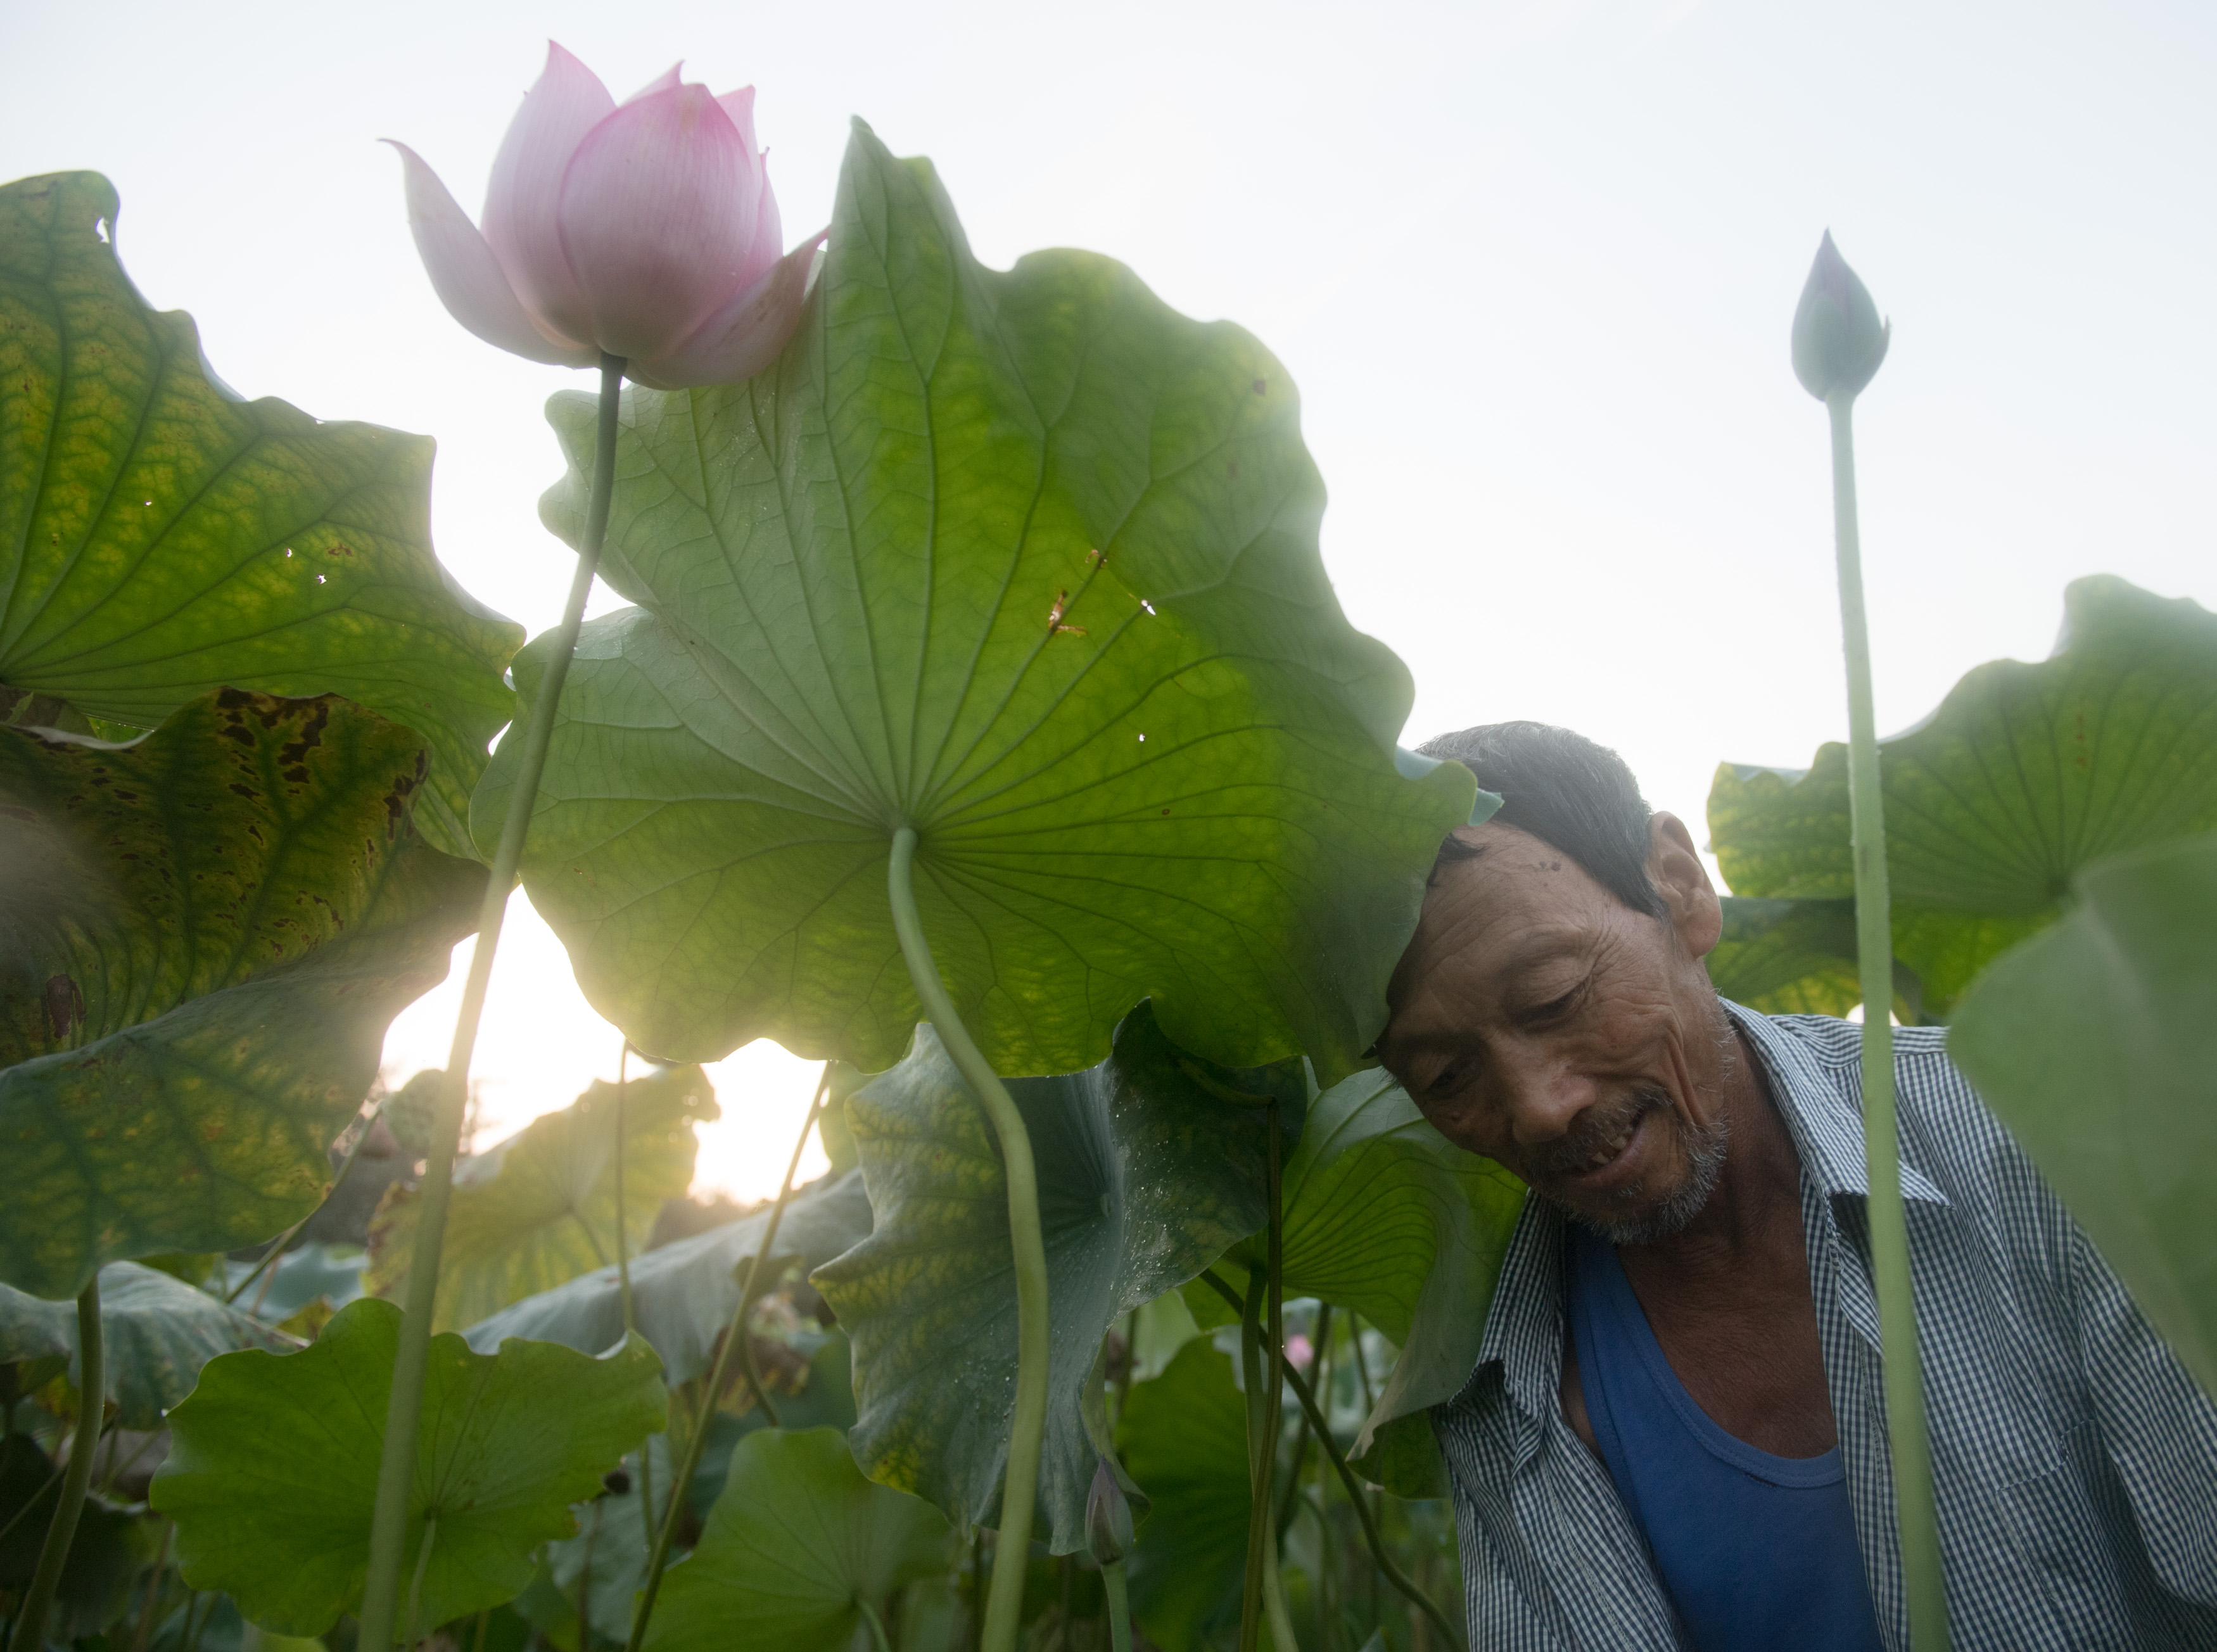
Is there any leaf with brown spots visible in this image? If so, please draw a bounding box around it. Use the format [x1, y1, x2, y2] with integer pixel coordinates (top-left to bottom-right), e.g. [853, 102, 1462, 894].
[0, 688, 484, 1299]
[0, 172, 521, 858]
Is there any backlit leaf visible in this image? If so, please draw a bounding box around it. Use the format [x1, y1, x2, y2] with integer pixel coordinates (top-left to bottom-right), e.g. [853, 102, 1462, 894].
[1948, 832, 2217, 1398]
[0, 172, 522, 857]
[477, 120, 1475, 1083]
[460, 1169, 873, 1383]
[0, 689, 484, 1298]
[367, 1065, 718, 1331]
[1708, 576, 2217, 1018]
[151, 1297, 666, 1637]
[1704, 897, 1925, 1022]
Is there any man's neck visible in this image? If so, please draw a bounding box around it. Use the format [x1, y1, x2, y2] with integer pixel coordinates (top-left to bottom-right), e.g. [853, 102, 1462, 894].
[1596, 1024, 1838, 1456]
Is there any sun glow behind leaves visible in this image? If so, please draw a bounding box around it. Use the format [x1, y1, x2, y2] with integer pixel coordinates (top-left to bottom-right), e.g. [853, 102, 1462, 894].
[379, 897, 829, 1203]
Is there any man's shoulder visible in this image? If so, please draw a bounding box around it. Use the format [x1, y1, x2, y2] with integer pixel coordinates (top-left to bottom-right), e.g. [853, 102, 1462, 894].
[1738, 1006, 2062, 1238]
[1741, 1008, 1980, 1119]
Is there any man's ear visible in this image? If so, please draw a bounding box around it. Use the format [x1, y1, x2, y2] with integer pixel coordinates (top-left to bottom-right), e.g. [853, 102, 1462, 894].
[1646, 813, 1722, 960]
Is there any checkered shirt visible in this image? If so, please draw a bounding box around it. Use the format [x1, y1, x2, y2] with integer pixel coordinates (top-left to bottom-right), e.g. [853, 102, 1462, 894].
[1431, 1004, 2217, 1651]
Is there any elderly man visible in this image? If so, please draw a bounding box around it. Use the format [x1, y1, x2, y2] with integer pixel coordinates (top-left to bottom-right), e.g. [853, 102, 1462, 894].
[1376, 722, 2217, 1651]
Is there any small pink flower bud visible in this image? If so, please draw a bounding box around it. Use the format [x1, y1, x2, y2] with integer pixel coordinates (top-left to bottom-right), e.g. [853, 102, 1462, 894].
[386, 43, 823, 388]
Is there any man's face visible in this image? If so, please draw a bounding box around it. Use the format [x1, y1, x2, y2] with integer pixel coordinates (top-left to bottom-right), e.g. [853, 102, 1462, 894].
[1376, 816, 1735, 1244]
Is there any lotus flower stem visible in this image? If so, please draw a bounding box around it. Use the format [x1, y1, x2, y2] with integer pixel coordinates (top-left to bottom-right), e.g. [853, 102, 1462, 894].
[1103, 1560, 1133, 1651]
[613, 1039, 656, 1551]
[0, 1458, 63, 1547]
[1237, 1267, 1270, 1651]
[1200, 1269, 1462, 1650]
[1239, 1103, 1292, 1652]
[1265, 1105, 1288, 1644]
[725, 1061, 831, 1432]
[127, 1518, 174, 1652]
[357, 353, 626, 1651]
[576, 1503, 599, 1652]
[970, 1530, 986, 1652]
[886, 826, 1049, 1652]
[224, 1094, 388, 1307]
[179, 1592, 210, 1652]
[1277, 1302, 1331, 1533]
[858, 1597, 894, 1652]
[403, 1515, 438, 1652]
[7, 1275, 102, 1652]
[614, 1041, 636, 1333]
[1826, 388, 1948, 1647]
[622, 1066, 829, 1652]
[1233, 1264, 1302, 1652]
[732, 1091, 826, 1422]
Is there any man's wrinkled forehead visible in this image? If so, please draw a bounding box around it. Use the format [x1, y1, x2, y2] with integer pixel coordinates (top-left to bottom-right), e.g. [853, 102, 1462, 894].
[1385, 823, 1614, 1018]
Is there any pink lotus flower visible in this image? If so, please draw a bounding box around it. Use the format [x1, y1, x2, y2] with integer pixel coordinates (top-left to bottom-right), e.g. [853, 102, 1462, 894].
[388, 44, 823, 389]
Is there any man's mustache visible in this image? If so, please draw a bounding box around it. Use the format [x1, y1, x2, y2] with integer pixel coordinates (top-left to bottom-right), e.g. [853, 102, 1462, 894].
[1525, 1086, 1673, 1183]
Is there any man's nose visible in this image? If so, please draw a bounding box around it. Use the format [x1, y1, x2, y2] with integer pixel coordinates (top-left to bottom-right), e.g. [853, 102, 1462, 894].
[1491, 1043, 1596, 1148]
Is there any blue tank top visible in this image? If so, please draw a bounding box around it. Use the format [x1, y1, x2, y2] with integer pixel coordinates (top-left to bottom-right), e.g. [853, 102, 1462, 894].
[1566, 1224, 1884, 1651]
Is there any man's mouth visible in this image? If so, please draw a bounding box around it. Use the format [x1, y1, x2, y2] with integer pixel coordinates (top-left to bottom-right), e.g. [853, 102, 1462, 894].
[1564, 1112, 1641, 1178]
[1533, 1089, 1673, 1191]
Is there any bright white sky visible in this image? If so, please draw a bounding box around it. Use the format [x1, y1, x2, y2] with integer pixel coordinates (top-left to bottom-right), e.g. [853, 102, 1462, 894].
[6, 0, 2211, 1199]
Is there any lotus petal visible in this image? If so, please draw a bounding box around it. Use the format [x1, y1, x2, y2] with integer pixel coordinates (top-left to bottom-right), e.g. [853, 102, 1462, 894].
[632, 229, 823, 390]
[387, 141, 594, 367]
[623, 63, 685, 105]
[556, 83, 763, 363]
[481, 41, 613, 345]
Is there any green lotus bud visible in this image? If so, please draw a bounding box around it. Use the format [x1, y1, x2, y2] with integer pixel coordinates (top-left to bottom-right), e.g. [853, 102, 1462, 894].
[1791, 231, 1890, 401]
[1085, 1456, 1134, 1566]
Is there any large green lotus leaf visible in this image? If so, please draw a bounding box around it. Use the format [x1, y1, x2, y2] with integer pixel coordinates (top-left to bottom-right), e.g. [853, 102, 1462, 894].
[1183, 1068, 1522, 1484]
[0, 689, 485, 1299]
[459, 1169, 874, 1379]
[811, 1002, 1297, 1551]
[367, 1065, 719, 1331]
[150, 1296, 666, 1638]
[477, 120, 1477, 1082]
[642, 1427, 949, 1652]
[1949, 833, 2217, 1398]
[0, 1261, 295, 1428]
[1704, 897, 1932, 1022]
[1708, 576, 2217, 1019]
[1115, 1338, 1250, 1652]
[0, 172, 522, 858]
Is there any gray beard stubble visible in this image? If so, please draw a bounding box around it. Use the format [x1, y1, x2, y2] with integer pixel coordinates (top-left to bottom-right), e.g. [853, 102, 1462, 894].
[1556, 997, 1739, 1247]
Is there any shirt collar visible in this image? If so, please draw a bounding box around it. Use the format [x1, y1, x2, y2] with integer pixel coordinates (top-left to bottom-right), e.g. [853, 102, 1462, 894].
[1722, 1001, 1949, 1209]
